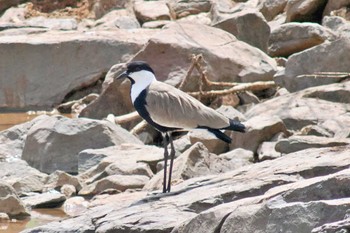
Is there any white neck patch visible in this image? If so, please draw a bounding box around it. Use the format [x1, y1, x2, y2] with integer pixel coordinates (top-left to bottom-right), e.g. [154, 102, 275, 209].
[129, 70, 156, 103]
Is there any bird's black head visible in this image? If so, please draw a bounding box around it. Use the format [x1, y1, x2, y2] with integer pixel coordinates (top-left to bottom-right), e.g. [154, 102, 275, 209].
[126, 61, 154, 74]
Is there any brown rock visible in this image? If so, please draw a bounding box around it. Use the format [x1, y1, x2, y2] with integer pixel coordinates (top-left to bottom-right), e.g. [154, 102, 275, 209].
[213, 8, 270, 52]
[286, 0, 328, 23]
[133, 0, 171, 24]
[268, 22, 337, 57]
[258, 0, 288, 21]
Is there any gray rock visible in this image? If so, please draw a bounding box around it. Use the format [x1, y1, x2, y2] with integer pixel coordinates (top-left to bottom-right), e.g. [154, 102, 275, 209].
[0, 182, 28, 217]
[322, 15, 348, 31]
[245, 82, 350, 131]
[0, 160, 48, 195]
[0, 29, 153, 110]
[78, 144, 162, 177]
[25, 16, 78, 30]
[300, 125, 333, 137]
[0, 115, 48, 159]
[168, 0, 212, 18]
[22, 146, 350, 232]
[189, 129, 228, 154]
[257, 141, 281, 160]
[275, 38, 350, 92]
[213, 8, 270, 52]
[60, 184, 76, 198]
[22, 191, 66, 208]
[229, 115, 288, 153]
[269, 22, 337, 57]
[318, 113, 350, 139]
[132, 22, 277, 84]
[275, 135, 350, 154]
[22, 116, 142, 174]
[79, 174, 149, 195]
[45, 170, 83, 192]
[312, 218, 350, 233]
[94, 9, 140, 29]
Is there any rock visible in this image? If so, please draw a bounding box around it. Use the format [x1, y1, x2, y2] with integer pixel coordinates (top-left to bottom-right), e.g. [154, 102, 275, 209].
[258, 0, 288, 21]
[78, 144, 162, 176]
[22, 146, 350, 232]
[275, 135, 350, 154]
[213, 8, 270, 52]
[132, 22, 277, 84]
[0, 212, 9, 221]
[89, 0, 130, 19]
[174, 159, 350, 233]
[0, 115, 48, 159]
[60, 184, 76, 198]
[323, 0, 350, 17]
[22, 191, 66, 208]
[0, 182, 28, 217]
[141, 20, 170, 29]
[188, 129, 228, 154]
[176, 12, 211, 25]
[168, 0, 212, 18]
[322, 15, 348, 31]
[93, 9, 139, 29]
[210, 0, 239, 24]
[0, 4, 27, 24]
[268, 22, 337, 57]
[229, 115, 288, 153]
[25, 16, 78, 30]
[275, 38, 350, 92]
[63, 196, 89, 217]
[215, 105, 246, 121]
[0, 160, 48, 195]
[133, 0, 171, 24]
[318, 114, 350, 138]
[245, 83, 350, 131]
[79, 174, 149, 195]
[257, 141, 281, 160]
[45, 170, 83, 192]
[0, 29, 154, 110]
[312, 218, 350, 233]
[22, 115, 142, 174]
[218, 148, 254, 168]
[300, 125, 333, 137]
[144, 142, 256, 191]
[301, 81, 350, 104]
[285, 0, 328, 23]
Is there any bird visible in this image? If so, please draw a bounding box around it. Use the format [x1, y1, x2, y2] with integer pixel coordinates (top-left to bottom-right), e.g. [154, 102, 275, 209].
[117, 61, 245, 193]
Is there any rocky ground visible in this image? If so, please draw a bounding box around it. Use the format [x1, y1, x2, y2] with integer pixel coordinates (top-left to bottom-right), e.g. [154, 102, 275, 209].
[1, 0, 350, 232]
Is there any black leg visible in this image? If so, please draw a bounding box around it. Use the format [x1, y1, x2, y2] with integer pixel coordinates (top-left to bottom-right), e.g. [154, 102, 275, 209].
[162, 133, 170, 193]
[167, 133, 175, 192]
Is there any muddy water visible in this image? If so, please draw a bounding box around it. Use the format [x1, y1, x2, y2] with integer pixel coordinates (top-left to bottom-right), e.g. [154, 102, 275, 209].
[0, 208, 67, 233]
[0, 112, 75, 131]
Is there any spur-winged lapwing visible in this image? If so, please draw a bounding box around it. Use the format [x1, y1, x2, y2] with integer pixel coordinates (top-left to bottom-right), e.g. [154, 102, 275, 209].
[117, 61, 245, 193]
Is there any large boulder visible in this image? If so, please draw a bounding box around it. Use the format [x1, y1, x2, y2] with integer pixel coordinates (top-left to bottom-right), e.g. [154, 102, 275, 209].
[268, 22, 337, 57]
[132, 22, 277, 84]
[285, 0, 328, 23]
[0, 29, 155, 110]
[21, 115, 142, 174]
[275, 37, 350, 92]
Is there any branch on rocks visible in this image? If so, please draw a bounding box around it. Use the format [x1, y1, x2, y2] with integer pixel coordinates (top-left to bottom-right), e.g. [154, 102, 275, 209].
[187, 81, 277, 98]
[114, 111, 141, 124]
[131, 120, 148, 135]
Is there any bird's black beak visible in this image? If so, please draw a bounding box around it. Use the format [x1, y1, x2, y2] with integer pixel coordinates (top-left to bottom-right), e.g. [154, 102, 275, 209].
[117, 70, 129, 79]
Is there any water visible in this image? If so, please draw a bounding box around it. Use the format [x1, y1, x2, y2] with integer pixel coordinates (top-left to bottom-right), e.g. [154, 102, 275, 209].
[0, 112, 74, 131]
[0, 208, 67, 233]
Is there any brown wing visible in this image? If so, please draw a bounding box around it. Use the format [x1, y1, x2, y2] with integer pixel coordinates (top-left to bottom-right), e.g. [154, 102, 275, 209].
[145, 81, 230, 129]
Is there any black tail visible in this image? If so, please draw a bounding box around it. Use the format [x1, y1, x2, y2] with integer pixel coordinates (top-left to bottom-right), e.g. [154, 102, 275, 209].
[225, 119, 246, 133]
[207, 128, 232, 143]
